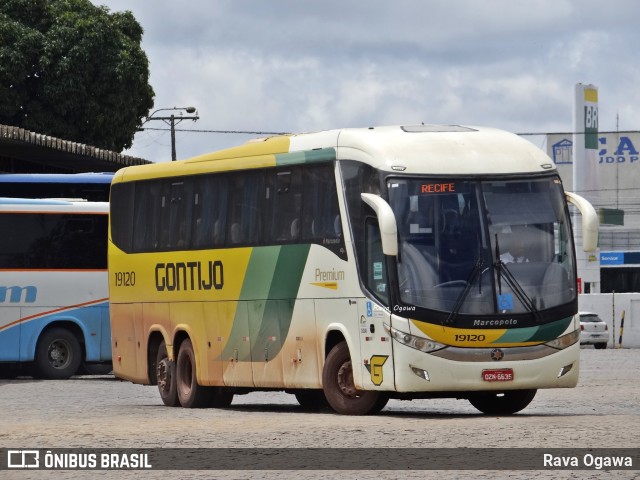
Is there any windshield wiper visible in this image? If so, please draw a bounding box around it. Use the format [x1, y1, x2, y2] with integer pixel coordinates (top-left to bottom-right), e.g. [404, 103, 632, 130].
[445, 257, 485, 324]
[494, 234, 543, 322]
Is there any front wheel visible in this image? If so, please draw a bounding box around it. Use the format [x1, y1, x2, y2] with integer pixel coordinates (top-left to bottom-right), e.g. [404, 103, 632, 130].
[468, 389, 537, 415]
[35, 327, 82, 379]
[322, 341, 388, 415]
[176, 338, 212, 408]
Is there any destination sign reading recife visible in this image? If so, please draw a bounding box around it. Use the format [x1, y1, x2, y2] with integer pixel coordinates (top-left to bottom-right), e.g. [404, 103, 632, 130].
[421, 183, 455, 193]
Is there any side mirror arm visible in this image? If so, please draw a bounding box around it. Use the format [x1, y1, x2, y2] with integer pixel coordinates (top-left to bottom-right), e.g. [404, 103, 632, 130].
[361, 193, 398, 256]
[565, 191, 599, 252]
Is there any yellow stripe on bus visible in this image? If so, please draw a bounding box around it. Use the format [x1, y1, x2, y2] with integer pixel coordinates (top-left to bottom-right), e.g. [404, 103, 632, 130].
[411, 320, 541, 348]
[310, 282, 338, 290]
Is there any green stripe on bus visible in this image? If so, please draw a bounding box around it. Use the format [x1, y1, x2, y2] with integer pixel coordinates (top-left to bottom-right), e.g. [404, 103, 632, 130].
[249, 244, 311, 360]
[225, 244, 311, 363]
[275, 148, 336, 166]
[267, 244, 311, 299]
[239, 246, 280, 301]
[526, 317, 573, 343]
[494, 317, 573, 344]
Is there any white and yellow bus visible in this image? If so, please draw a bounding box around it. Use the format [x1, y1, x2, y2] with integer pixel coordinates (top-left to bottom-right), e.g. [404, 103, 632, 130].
[108, 125, 598, 414]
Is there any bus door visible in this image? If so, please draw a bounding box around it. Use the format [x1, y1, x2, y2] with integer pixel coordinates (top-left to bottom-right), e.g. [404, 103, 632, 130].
[356, 299, 394, 391]
[356, 218, 394, 391]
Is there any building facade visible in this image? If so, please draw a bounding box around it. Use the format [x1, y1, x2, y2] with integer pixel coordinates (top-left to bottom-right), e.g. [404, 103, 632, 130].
[548, 132, 640, 293]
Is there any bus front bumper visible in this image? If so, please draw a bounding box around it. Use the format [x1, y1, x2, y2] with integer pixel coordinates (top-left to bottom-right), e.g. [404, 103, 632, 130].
[391, 341, 580, 393]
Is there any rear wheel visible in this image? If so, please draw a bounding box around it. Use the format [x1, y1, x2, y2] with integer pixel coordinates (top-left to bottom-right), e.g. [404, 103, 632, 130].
[156, 340, 179, 407]
[468, 389, 537, 415]
[176, 338, 212, 408]
[322, 341, 388, 415]
[35, 327, 82, 379]
[594, 343, 607, 350]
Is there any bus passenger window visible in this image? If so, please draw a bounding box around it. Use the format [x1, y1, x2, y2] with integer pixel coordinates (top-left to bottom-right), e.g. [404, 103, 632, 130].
[302, 165, 342, 241]
[266, 169, 302, 243]
[192, 175, 228, 248]
[133, 180, 163, 252]
[166, 181, 193, 249]
[227, 172, 263, 246]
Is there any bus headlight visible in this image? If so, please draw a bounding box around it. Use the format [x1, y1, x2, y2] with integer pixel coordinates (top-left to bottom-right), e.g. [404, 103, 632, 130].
[384, 324, 446, 353]
[544, 329, 580, 350]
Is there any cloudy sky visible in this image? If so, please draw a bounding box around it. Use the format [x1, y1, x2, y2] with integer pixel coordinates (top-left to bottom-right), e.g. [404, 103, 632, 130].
[92, 0, 640, 162]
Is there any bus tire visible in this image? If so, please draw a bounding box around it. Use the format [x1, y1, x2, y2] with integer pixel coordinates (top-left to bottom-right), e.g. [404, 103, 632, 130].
[34, 327, 82, 379]
[156, 340, 179, 407]
[468, 389, 537, 415]
[176, 338, 212, 408]
[322, 341, 388, 415]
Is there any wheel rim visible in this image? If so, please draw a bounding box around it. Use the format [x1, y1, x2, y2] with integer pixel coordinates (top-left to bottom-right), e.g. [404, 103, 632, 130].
[336, 360, 357, 398]
[157, 358, 171, 394]
[48, 340, 72, 369]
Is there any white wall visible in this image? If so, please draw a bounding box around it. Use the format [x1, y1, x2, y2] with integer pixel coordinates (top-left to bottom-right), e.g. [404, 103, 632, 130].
[579, 293, 640, 348]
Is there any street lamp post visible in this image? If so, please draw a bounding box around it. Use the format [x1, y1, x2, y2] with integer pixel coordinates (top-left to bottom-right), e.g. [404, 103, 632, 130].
[141, 106, 199, 160]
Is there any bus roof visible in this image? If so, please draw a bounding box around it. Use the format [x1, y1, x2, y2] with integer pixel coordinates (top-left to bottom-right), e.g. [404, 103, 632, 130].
[113, 125, 557, 182]
[0, 197, 108, 212]
[0, 172, 114, 183]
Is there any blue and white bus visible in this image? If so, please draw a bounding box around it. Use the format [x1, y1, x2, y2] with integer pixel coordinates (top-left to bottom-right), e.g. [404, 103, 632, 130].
[0, 198, 110, 378]
[0, 173, 113, 202]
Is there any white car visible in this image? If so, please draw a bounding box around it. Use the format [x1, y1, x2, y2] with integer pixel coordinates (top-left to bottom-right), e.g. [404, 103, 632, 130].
[579, 312, 610, 349]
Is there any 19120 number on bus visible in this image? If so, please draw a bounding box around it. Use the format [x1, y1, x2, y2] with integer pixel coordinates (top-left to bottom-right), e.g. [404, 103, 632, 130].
[454, 334, 486, 342]
[114, 271, 136, 287]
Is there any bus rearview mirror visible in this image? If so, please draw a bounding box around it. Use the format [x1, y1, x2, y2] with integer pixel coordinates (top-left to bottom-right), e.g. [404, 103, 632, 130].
[361, 193, 398, 256]
[565, 191, 599, 252]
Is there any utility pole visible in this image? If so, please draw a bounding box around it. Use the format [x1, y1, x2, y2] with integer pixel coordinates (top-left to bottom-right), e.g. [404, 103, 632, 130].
[141, 106, 199, 160]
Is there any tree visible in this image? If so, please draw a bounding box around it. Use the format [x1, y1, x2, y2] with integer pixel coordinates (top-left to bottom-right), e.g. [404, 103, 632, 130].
[0, 0, 154, 151]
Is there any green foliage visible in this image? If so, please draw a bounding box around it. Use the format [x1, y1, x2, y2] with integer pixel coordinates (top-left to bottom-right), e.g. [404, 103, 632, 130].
[0, 0, 154, 151]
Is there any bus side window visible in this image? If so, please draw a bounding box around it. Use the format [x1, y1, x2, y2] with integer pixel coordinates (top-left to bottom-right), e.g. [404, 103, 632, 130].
[133, 180, 163, 252]
[192, 175, 228, 249]
[301, 164, 344, 258]
[227, 172, 263, 246]
[110, 182, 134, 253]
[265, 169, 302, 243]
[166, 181, 193, 248]
[365, 218, 388, 305]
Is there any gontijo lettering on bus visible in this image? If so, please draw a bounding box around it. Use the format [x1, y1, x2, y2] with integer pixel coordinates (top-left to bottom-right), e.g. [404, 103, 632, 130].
[155, 260, 224, 291]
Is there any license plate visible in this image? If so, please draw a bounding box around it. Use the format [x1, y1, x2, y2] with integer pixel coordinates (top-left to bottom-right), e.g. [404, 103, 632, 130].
[482, 369, 514, 382]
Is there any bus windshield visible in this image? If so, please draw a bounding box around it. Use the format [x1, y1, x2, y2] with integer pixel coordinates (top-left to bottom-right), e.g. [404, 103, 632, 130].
[388, 176, 575, 317]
